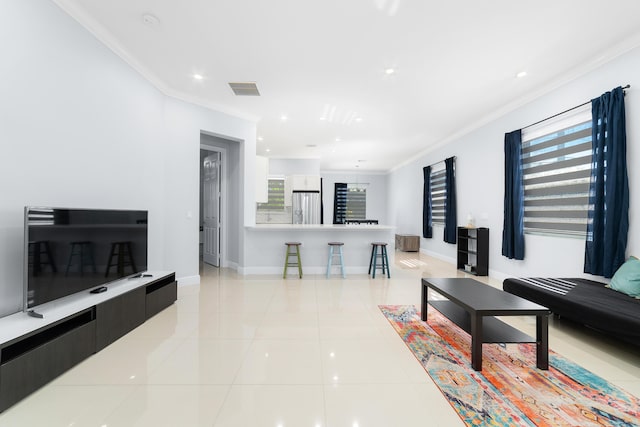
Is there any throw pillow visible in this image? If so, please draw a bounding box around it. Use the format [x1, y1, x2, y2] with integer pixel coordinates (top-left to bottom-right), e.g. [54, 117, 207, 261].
[608, 256, 640, 298]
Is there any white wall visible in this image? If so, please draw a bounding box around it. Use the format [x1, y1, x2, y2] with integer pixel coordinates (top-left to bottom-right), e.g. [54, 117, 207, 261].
[0, 0, 255, 317]
[322, 172, 388, 225]
[269, 159, 321, 176]
[389, 45, 640, 280]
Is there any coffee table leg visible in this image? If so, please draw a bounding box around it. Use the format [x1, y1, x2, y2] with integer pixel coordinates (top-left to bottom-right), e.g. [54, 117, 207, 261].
[536, 314, 549, 370]
[421, 284, 429, 321]
[471, 313, 483, 371]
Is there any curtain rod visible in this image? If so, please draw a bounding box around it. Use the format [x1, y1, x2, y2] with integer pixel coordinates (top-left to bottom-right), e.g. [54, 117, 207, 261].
[521, 84, 630, 130]
[425, 156, 456, 169]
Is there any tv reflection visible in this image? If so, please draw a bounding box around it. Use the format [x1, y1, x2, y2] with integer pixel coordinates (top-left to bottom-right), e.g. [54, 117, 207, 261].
[25, 208, 148, 309]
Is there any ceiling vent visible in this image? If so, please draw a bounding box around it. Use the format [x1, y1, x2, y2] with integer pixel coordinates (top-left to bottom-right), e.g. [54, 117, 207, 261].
[228, 82, 260, 96]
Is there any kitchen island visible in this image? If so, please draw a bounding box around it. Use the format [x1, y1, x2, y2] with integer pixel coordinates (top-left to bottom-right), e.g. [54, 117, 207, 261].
[242, 224, 396, 275]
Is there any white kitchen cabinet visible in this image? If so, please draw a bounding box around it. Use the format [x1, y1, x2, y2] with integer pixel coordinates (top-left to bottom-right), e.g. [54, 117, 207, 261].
[290, 175, 321, 191]
[284, 175, 320, 206]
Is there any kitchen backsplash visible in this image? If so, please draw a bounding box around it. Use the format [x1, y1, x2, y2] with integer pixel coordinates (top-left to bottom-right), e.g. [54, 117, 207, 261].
[256, 206, 292, 224]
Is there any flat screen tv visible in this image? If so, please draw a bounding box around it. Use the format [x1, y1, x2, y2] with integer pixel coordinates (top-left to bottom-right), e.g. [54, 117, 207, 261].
[23, 207, 148, 311]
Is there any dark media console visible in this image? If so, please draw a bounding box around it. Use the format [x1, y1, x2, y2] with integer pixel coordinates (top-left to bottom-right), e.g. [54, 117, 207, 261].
[0, 272, 176, 412]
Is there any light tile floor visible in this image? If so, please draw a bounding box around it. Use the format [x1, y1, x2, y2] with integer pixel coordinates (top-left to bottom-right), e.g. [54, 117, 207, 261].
[1, 252, 639, 426]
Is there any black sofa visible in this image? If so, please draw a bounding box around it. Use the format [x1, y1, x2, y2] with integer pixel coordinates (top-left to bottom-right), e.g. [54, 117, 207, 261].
[503, 277, 640, 346]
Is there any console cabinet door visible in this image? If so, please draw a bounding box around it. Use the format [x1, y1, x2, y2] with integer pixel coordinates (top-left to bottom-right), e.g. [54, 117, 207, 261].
[0, 320, 96, 412]
[146, 280, 177, 320]
[96, 287, 145, 351]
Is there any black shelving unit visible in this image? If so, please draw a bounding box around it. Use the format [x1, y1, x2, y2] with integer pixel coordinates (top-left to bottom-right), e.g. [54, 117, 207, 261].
[456, 227, 489, 276]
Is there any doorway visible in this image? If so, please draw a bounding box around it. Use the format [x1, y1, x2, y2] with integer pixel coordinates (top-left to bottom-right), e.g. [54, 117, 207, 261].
[200, 148, 222, 268]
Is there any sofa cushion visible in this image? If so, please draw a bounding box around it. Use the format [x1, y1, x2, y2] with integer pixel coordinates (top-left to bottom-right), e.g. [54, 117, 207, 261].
[608, 256, 640, 298]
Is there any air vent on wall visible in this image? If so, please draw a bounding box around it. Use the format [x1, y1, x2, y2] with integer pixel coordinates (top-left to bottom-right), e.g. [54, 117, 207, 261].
[228, 82, 260, 96]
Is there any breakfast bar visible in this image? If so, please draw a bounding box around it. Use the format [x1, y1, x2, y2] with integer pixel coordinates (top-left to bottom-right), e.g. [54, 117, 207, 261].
[243, 224, 396, 275]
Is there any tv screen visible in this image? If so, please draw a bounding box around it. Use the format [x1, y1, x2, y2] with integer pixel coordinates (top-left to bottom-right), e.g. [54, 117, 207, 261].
[24, 207, 148, 310]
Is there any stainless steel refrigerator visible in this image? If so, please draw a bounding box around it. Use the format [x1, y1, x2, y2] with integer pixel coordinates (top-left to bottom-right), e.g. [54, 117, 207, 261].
[292, 190, 321, 224]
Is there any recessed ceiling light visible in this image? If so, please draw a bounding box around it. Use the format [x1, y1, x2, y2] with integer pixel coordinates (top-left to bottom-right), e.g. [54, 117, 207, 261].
[516, 71, 528, 78]
[193, 74, 204, 80]
[257, 136, 264, 141]
[319, 117, 326, 121]
[385, 68, 395, 75]
[265, 148, 270, 152]
[355, 117, 363, 122]
[335, 137, 341, 142]
[280, 115, 288, 121]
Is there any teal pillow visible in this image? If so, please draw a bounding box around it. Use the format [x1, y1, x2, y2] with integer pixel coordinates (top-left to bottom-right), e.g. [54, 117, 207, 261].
[608, 257, 640, 298]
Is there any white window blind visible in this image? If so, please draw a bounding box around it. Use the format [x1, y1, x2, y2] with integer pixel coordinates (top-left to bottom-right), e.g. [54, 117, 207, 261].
[346, 184, 366, 220]
[430, 168, 446, 225]
[257, 178, 285, 211]
[334, 183, 367, 222]
[521, 104, 592, 236]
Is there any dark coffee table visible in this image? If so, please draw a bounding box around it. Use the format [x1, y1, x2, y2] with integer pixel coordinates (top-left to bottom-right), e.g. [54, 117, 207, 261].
[421, 277, 550, 371]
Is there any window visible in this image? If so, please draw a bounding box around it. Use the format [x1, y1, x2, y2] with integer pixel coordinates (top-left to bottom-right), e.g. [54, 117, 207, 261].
[521, 104, 592, 236]
[333, 183, 367, 223]
[346, 185, 366, 220]
[430, 168, 446, 225]
[257, 178, 285, 211]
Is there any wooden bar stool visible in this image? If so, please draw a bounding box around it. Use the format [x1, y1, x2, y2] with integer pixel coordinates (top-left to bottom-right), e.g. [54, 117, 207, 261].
[368, 242, 390, 278]
[105, 241, 137, 277]
[65, 241, 96, 275]
[326, 242, 346, 278]
[283, 242, 303, 278]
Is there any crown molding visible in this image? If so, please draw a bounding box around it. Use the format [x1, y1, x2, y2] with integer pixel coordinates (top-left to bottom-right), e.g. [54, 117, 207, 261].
[390, 32, 640, 174]
[52, 0, 260, 123]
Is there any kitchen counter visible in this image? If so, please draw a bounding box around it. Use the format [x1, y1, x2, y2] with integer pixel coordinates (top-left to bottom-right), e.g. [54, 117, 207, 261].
[247, 224, 394, 231]
[243, 224, 397, 275]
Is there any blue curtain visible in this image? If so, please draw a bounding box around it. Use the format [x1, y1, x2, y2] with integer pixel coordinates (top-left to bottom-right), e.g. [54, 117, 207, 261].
[443, 157, 457, 244]
[502, 129, 525, 260]
[584, 86, 629, 278]
[422, 166, 433, 238]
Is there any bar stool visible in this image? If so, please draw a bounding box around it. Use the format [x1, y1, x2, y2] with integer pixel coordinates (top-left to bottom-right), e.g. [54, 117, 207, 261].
[283, 242, 303, 278]
[105, 241, 137, 277]
[65, 241, 96, 275]
[28, 240, 57, 276]
[368, 242, 390, 278]
[326, 242, 346, 278]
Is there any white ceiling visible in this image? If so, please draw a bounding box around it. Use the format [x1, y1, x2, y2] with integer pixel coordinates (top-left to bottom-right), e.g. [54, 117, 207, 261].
[54, 0, 640, 172]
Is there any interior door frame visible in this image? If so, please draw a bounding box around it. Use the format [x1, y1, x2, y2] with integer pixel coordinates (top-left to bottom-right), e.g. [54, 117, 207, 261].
[200, 144, 227, 268]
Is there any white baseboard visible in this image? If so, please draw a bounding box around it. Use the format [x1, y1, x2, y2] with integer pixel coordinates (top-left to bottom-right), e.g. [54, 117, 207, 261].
[420, 248, 456, 265]
[223, 260, 239, 270]
[418, 248, 511, 282]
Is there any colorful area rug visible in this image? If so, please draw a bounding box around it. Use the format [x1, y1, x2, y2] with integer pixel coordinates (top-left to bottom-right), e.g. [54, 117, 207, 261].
[380, 305, 640, 427]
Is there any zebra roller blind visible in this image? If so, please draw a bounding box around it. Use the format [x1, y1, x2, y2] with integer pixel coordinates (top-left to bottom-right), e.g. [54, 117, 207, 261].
[257, 178, 285, 211]
[333, 183, 367, 224]
[430, 168, 446, 225]
[521, 104, 592, 235]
